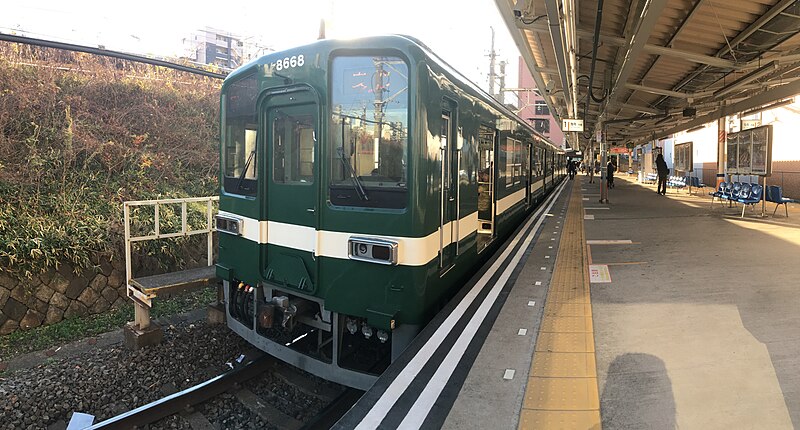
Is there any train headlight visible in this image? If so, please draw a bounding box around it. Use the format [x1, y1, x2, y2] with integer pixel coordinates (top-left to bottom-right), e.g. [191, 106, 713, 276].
[361, 323, 373, 339]
[348, 237, 398, 265]
[216, 215, 242, 236]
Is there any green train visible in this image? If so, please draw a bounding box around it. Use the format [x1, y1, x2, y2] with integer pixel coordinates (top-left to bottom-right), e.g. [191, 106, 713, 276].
[215, 35, 565, 389]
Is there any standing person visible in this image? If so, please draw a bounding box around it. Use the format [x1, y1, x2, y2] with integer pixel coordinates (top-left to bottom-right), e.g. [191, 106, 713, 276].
[607, 159, 616, 189]
[587, 160, 595, 183]
[568, 159, 576, 180]
[655, 153, 669, 195]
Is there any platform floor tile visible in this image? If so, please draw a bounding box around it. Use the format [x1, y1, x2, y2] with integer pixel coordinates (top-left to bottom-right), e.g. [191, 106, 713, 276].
[535, 331, 595, 353]
[540, 316, 594, 333]
[531, 352, 597, 378]
[519, 410, 601, 430]
[524, 377, 601, 410]
[544, 302, 593, 317]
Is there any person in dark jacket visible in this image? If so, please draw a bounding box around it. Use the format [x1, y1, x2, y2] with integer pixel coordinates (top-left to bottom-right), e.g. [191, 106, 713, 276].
[655, 153, 669, 195]
[607, 159, 616, 189]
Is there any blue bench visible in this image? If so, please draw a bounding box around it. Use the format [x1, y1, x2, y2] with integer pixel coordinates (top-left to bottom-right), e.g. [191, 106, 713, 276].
[667, 176, 687, 189]
[710, 182, 727, 207]
[687, 176, 706, 192]
[765, 185, 798, 217]
[643, 173, 657, 184]
[736, 183, 763, 217]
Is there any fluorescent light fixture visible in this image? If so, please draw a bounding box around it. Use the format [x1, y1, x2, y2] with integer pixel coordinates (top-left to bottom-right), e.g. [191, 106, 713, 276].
[714, 61, 777, 99]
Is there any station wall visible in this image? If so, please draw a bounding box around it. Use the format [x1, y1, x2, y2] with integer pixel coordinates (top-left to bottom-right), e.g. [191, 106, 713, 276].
[639, 96, 800, 196]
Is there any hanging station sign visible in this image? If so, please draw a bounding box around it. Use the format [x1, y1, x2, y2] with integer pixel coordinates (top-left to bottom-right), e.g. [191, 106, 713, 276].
[674, 142, 693, 173]
[562, 119, 584, 132]
[726, 124, 772, 176]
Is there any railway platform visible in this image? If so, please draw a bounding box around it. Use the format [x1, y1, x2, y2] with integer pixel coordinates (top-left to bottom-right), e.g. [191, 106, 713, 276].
[335, 173, 800, 429]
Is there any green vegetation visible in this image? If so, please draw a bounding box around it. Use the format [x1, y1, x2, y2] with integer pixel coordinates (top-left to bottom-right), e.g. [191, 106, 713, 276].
[0, 43, 221, 279]
[0, 286, 217, 361]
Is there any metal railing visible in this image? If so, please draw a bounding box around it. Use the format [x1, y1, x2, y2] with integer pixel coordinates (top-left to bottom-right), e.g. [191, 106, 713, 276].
[123, 196, 218, 312]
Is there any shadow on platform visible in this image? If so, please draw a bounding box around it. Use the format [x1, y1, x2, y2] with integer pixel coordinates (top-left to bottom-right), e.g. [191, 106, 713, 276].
[600, 353, 675, 430]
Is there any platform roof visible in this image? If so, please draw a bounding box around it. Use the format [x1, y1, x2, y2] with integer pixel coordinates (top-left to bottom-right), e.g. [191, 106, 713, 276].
[495, 0, 800, 149]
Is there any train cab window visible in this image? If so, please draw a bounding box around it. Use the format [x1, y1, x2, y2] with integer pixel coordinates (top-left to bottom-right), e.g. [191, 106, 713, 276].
[223, 73, 259, 196]
[272, 109, 315, 184]
[329, 55, 409, 209]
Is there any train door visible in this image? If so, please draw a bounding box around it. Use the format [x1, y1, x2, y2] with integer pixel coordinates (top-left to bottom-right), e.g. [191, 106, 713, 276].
[477, 125, 496, 252]
[439, 104, 458, 271]
[543, 148, 549, 190]
[526, 142, 532, 206]
[262, 88, 320, 294]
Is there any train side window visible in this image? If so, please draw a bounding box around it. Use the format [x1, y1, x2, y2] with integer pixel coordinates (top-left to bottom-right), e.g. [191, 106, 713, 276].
[505, 137, 521, 187]
[273, 109, 315, 185]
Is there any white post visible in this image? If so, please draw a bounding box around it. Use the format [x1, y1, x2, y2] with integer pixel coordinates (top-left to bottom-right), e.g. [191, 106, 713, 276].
[124, 203, 132, 285]
[154, 204, 160, 238]
[181, 201, 188, 236]
[207, 199, 213, 266]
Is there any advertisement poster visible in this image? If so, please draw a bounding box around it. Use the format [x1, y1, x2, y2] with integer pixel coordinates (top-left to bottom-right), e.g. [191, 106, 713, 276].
[674, 142, 693, 173]
[738, 131, 752, 174]
[751, 127, 769, 175]
[726, 134, 738, 174]
[726, 125, 772, 177]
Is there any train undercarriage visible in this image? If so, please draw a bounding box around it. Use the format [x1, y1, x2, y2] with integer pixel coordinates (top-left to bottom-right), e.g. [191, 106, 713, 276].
[223, 279, 419, 390]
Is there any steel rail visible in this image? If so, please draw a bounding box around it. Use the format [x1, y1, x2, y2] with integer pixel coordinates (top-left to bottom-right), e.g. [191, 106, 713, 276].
[301, 389, 364, 430]
[0, 33, 227, 79]
[86, 354, 274, 429]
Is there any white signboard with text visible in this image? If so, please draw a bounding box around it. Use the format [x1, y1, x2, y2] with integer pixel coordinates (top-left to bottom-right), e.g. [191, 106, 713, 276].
[562, 119, 584, 132]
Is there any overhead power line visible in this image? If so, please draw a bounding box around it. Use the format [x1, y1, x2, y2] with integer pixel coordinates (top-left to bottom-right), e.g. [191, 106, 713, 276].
[0, 32, 227, 80]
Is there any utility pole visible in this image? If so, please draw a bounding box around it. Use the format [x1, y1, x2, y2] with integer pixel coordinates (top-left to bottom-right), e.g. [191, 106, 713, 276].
[488, 27, 496, 98]
[498, 60, 506, 103]
[373, 60, 385, 170]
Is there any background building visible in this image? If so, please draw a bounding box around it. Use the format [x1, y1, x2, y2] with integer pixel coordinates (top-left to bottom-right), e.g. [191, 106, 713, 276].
[517, 58, 565, 148]
[188, 27, 242, 69]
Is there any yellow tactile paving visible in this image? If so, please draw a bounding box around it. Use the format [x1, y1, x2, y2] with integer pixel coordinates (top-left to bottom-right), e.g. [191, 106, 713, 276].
[544, 302, 592, 317]
[519, 183, 602, 430]
[519, 410, 602, 430]
[548, 288, 591, 303]
[523, 377, 601, 410]
[534, 331, 595, 353]
[531, 352, 597, 378]
[540, 316, 594, 333]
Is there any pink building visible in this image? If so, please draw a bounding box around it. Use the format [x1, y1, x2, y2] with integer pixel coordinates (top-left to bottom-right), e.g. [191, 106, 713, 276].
[517, 58, 566, 148]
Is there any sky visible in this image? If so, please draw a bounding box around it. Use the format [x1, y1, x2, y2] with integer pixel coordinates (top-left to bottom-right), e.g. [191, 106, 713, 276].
[2, 0, 523, 104]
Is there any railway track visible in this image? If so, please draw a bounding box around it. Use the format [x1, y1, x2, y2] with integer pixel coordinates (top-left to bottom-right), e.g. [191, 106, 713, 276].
[83, 353, 360, 430]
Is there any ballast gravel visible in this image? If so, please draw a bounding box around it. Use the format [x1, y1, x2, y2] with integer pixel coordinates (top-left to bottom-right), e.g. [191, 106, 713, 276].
[0, 320, 268, 430]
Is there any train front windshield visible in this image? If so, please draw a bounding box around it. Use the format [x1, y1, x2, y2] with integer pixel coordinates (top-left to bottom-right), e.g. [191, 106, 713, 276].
[329, 56, 409, 209]
[222, 73, 259, 196]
